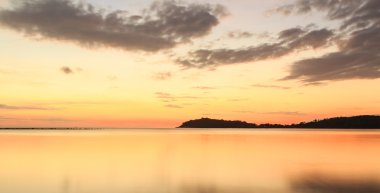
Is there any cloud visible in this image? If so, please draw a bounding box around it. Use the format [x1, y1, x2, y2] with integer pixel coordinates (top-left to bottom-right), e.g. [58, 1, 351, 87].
[232, 110, 306, 116]
[0, 104, 55, 110]
[38, 101, 107, 105]
[227, 98, 249, 102]
[0, 116, 16, 120]
[278, 27, 306, 40]
[278, 0, 380, 83]
[274, 0, 363, 21]
[0, 0, 227, 52]
[233, 110, 255, 114]
[202, 113, 221, 116]
[263, 111, 307, 116]
[164, 104, 183, 109]
[0, 116, 76, 123]
[155, 92, 203, 109]
[61, 66, 74, 74]
[252, 84, 291, 90]
[32, 118, 77, 123]
[153, 72, 172, 80]
[192, 86, 217, 90]
[227, 31, 253, 39]
[155, 92, 200, 102]
[177, 27, 334, 68]
[60, 66, 83, 74]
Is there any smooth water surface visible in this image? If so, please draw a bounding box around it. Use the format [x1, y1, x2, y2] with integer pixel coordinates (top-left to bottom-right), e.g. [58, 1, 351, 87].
[1, 129, 380, 193]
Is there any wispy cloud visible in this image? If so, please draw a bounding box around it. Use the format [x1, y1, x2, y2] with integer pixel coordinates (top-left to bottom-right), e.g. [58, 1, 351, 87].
[152, 72, 172, 80]
[278, 0, 380, 83]
[227, 98, 249, 102]
[164, 104, 183, 109]
[233, 110, 307, 116]
[0, 0, 227, 52]
[0, 116, 76, 123]
[31, 118, 77, 123]
[40, 101, 106, 106]
[192, 86, 217, 90]
[233, 110, 255, 114]
[155, 92, 200, 102]
[263, 111, 307, 116]
[202, 113, 221, 116]
[0, 116, 16, 120]
[177, 27, 334, 68]
[0, 104, 56, 110]
[252, 84, 291, 90]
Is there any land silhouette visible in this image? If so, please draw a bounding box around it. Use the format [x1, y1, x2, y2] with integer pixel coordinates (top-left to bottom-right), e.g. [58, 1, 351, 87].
[178, 115, 380, 129]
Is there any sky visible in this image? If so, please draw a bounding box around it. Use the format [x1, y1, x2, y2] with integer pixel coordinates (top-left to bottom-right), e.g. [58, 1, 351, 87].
[0, 0, 379, 128]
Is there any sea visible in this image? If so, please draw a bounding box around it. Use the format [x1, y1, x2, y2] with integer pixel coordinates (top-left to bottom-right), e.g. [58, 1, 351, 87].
[1, 129, 380, 193]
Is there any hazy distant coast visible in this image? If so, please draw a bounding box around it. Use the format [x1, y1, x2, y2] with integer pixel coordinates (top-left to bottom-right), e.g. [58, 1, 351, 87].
[178, 115, 380, 129]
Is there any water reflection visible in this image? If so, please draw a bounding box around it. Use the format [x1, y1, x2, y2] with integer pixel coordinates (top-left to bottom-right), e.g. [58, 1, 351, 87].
[0, 130, 379, 193]
[291, 174, 380, 193]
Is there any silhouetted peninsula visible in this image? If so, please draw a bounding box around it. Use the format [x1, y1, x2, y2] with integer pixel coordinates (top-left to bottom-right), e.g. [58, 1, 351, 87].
[178, 115, 380, 129]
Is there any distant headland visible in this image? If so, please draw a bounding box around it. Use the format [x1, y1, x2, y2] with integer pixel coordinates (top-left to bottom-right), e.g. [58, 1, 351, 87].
[178, 115, 380, 129]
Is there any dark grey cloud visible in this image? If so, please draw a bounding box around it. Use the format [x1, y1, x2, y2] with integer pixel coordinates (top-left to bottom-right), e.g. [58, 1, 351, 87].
[0, 104, 55, 110]
[278, 27, 306, 40]
[252, 84, 291, 90]
[278, 0, 380, 83]
[177, 28, 334, 68]
[0, 0, 226, 52]
[274, 0, 362, 20]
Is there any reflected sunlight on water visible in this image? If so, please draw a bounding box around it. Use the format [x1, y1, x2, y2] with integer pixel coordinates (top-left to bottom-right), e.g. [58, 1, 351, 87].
[0, 129, 380, 193]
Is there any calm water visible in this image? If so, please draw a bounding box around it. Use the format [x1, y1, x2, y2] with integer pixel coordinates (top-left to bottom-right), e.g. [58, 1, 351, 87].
[1, 129, 380, 193]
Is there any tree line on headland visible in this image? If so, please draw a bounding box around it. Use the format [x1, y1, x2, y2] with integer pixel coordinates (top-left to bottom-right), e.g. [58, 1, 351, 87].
[178, 115, 380, 129]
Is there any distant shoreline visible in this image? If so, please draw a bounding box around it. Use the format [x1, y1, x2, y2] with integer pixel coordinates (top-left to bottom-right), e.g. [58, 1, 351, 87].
[1, 115, 379, 130]
[177, 115, 380, 129]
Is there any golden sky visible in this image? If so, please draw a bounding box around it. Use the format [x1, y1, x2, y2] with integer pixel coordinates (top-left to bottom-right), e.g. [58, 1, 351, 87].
[0, 0, 379, 128]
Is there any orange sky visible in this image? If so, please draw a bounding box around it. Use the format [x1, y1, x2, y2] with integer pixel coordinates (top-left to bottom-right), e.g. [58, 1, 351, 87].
[0, 0, 379, 128]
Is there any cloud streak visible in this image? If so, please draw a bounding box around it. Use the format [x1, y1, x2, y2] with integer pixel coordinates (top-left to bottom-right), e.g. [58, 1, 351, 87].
[153, 72, 172, 80]
[177, 27, 334, 68]
[278, 0, 380, 83]
[252, 84, 291, 90]
[0, 104, 55, 110]
[155, 92, 200, 102]
[0, 0, 226, 52]
[263, 111, 307, 116]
